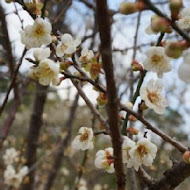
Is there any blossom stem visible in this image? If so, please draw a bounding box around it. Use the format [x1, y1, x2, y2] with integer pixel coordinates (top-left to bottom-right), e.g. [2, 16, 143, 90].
[121, 32, 165, 135]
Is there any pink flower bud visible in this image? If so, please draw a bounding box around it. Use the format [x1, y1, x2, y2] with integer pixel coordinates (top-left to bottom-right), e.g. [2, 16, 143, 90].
[131, 60, 143, 72]
[128, 115, 137, 122]
[127, 127, 139, 135]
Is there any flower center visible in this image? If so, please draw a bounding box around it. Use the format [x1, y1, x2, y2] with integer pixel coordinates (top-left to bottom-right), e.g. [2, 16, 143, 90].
[151, 54, 163, 65]
[61, 44, 68, 52]
[137, 145, 147, 157]
[147, 91, 160, 104]
[79, 131, 89, 142]
[34, 25, 45, 36]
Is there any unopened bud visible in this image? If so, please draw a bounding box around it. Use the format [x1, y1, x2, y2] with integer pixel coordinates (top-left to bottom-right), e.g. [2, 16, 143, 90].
[98, 123, 105, 130]
[119, 2, 138, 15]
[183, 150, 190, 164]
[97, 93, 107, 106]
[131, 60, 143, 72]
[127, 127, 139, 135]
[128, 115, 137, 122]
[151, 15, 172, 33]
[170, 0, 183, 20]
[165, 41, 189, 58]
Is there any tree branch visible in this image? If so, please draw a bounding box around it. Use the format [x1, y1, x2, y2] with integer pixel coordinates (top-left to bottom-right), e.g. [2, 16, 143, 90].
[22, 83, 48, 190]
[120, 104, 187, 153]
[96, 0, 126, 189]
[149, 161, 190, 190]
[0, 48, 27, 118]
[43, 93, 79, 190]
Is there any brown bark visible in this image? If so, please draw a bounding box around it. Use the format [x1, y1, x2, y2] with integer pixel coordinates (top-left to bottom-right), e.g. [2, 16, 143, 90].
[22, 83, 48, 190]
[96, 0, 126, 189]
[148, 161, 190, 190]
[43, 93, 79, 190]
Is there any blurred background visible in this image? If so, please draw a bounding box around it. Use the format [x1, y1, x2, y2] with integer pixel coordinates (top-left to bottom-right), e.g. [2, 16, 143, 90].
[0, 0, 190, 189]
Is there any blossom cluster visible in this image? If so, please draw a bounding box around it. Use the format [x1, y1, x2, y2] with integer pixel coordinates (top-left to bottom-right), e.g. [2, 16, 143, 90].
[3, 148, 29, 188]
[20, 17, 103, 86]
[71, 127, 157, 173]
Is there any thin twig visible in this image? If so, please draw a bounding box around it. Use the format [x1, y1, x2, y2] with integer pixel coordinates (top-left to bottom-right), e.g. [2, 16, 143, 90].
[0, 48, 27, 118]
[120, 104, 187, 153]
[71, 79, 109, 130]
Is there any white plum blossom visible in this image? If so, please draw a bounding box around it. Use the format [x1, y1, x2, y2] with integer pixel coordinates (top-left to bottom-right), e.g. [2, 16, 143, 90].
[143, 47, 172, 78]
[127, 138, 157, 171]
[122, 136, 136, 164]
[178, 8, 190, 30]
[4, 165, 28, 188]
[72, 127, 94, 150]
[20, 17, 52, 49]
[178, 49, 190, 83]
[33, 47, 50, 62]
[56, 33, 81, 57]
[31, 59, 60, 86]
[140, 79, 168, 114]
[95, 147, 114, 173]
[79, 48, 94, 63]
[3, 148, 19, 165]
[17, 166, 28, 179]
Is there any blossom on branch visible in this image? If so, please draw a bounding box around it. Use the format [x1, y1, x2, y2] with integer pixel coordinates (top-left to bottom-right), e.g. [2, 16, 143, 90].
[127, 138, 157, 171]
[3, 148, 19, 165]
[178, 7, 190, 30]
[56, 33, 81, 57]
[35, 59, 59, 86]
[72, 127, 94, 150]
[122, 136, 136, 164]
[4, 165, 28, 188]
[33, 47, 50, 62]
[20, 17, 52, 49]
[140, 79, 168, 114]
[79, 48, 94, 64]
[143, 46, 172, 78]
[95, 147, 114, 173]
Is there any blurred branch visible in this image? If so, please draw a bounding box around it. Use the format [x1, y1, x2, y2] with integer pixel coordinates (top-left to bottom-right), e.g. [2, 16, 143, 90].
[15, 0, 36, 19]
[137, 167, 155, 186]
[63, 71, 106, 93]
[43, 93, 79, 190]
[0, 79, 30, 149]
[78, 0, 118, 16]
[22, 83, 48, 190]
[0, 4, 20, 102]
[96, 0, 126, 189]
[0, 48, 27, 118]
